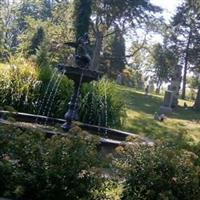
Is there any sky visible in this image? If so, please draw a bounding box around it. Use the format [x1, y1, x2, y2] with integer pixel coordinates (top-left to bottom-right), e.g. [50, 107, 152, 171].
[150, 0, 183, 22]
[125, 0, 184, 74]
[148, 0, 183, 43]
[125, 0, 183, 47]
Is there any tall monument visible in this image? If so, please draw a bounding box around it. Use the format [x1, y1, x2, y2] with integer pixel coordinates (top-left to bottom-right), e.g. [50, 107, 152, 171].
[160, 65, 182, 114]
[169, 65, 182, 108]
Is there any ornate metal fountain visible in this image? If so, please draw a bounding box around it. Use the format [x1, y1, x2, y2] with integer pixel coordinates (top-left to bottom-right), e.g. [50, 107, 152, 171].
[0, 33, 153, 153]
[57, 33, 102, 131]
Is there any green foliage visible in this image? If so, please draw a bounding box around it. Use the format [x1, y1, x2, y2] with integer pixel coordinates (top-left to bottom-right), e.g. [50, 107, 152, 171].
[73, 0, 92, 40]
[101, 26, 126, 77]
[28, 26, 45, 55]
[17, 0, 53, 22]
[0, 57, 73, 117]
[80, 79, 125, 128]
[36, 39, 50, 67]
[93, 0, 161, 29]
[152, 43, 177, 85]
[115, 143, 200, 200]
[119, 68, 144, 88]
[110, 27, 125, 74]
[0, 57, 40, 111]
[0, 18, 9, 62]
[194, 86, 200, 111]
[0, 125, 108, 200]
[187, 76, 200, 89]
[170, 1, 200, 99]
[187, 88, 197, 100]
[36, 65, 73, 118]
[0, 57, 125, 124]
[17, 16, 74, 65]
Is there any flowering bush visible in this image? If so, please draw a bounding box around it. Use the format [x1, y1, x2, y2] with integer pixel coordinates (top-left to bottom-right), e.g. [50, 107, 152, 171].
[115, 143, 200, 200]
[0, 125, 108, 200]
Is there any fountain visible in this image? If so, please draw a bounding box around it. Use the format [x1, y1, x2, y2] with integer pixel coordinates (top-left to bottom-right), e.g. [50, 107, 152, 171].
[57, 33, 102, 131]
[0, 34, 153, 153]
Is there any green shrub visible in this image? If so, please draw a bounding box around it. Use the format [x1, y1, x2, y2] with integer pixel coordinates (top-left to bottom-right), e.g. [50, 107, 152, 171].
[0, 57, 73, 118]
[0, 57, 125, 126]
[80, 78, 125, 128]
[118, 68, 144, 88]
[115, 143, 200, 200]
[36, 65, 73, 118]
[0, 57, 40, 111]
[0, 124, 108, 200]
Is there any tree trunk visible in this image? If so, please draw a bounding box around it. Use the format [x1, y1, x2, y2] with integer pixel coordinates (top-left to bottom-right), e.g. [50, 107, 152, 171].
[181, 29, 192, 99]
[90, 31, 103, 71]
[181, 58, 188, 99]
[194, 85, 200, 110]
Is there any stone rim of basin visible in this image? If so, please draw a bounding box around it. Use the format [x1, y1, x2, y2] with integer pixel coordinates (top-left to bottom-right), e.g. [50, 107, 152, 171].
[0, 110, 154, 147]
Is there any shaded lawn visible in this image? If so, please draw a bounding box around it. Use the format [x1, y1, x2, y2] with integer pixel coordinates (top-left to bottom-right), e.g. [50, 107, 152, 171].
[117, 86, 200, 144]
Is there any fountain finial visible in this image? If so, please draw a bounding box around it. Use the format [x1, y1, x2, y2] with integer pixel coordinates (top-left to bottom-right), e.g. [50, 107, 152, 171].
[64, 33, 91, 68]
[75, 33, 91, 68]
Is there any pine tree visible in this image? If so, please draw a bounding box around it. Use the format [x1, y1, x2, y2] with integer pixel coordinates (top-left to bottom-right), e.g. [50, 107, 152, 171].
[36, 40, 50, 67]
[28, 27, 45, 55]
[73, 0, 92, 40]
[110, 27, 126, 75]
[101, 26, 126, 77]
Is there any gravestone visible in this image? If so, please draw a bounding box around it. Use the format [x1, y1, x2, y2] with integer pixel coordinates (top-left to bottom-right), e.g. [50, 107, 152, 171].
[116, 73, 123, 85]
[159, 65, 182, 115]
[148, 78, 154, 93]
[163, 90, 174, 107]
[139, 81, 145, 89]
[168, 65, 182, 108]
[159, 90, 173, 114]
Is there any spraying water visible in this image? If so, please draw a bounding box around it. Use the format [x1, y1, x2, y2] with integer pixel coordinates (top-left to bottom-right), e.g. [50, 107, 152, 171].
[71, 71, 84, 121]
[88, 90, 94, 124]
[104, 85, 108, 137]
[35, 68, 57, 122]
[44, 70, 66, 125]
[41, 73, 61, 118]
[97, 98, 104, 132]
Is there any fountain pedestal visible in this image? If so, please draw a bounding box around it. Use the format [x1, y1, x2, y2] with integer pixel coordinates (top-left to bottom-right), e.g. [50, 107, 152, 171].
[57, 65, 102, 131]
[61, 83, 80, 130]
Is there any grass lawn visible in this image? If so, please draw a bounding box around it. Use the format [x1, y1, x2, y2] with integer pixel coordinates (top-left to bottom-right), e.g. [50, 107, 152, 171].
[118, 85, 200, 144]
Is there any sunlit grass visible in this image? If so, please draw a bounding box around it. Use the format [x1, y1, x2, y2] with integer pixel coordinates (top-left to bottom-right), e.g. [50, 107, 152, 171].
[117, 85, 200, 144]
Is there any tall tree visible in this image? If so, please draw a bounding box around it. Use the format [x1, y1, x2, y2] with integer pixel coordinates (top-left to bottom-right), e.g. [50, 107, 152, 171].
[90, 0, 161, 70]
[0, 0, 19, 57]
[110, 27, 125, 74]
[101, 26, 126, 77]
[151, 43, 177, 92]
[73, 0, 92, 40]
[172, 1, 200, 99]
[28, 27, 45, 56]
[194, 83, 200, 110]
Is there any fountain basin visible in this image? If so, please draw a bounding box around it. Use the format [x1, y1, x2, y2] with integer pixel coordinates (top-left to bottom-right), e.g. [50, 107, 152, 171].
[0, 110, 154, 154]
[57, 65, 102, 83]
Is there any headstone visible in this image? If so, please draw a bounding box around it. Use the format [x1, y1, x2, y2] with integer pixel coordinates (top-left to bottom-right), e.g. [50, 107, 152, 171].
[139, 81, 145, 89]
[116, 73, 123, 85]
[168, 65, 182, 108]
[159, 65, 182, 114]
[148, 78, 154, 93]
[159, 90, 173, 114]
[163, 90, 174, 107]
[145, 85, 149, 95]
